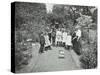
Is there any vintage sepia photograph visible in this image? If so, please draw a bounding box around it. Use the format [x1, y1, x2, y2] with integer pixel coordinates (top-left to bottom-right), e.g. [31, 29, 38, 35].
[11, 2, 97, 73]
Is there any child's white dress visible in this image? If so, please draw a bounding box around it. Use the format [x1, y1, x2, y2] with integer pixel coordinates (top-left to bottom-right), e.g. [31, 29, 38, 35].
[65, 35, 72, 46]
[44, 35, 51, 47]
[56, 30, 62, 44]
[62, 32, 67, 43]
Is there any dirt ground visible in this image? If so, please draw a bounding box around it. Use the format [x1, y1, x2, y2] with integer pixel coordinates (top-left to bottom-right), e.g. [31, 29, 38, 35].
[17, 43, 81, 73]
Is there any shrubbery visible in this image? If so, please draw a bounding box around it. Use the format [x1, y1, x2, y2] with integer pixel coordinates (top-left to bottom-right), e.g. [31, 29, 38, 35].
[15, 3, 46, 71]
[80, 43, 97, 69]
[76, 14, 97, 69]
[15, 31, 33, 71]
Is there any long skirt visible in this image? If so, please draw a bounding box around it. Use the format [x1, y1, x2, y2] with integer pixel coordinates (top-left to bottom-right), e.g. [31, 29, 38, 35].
[52, 36, 56, 45]
[72, 38, 81, 55]
[55, 35, 62, 43]
[48, 33, 52, 43]
[39, 44, 44, 53]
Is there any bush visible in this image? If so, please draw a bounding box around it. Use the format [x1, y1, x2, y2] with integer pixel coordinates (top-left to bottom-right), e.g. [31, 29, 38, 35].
[15, 30, 33, 71]
[80, 43, 97, 69]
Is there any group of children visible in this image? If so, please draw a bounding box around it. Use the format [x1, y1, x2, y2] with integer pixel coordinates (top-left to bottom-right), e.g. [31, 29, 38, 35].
[39, 32, 52, 53]
[55, 28, 72, 50]
[39, 26, 82, 55]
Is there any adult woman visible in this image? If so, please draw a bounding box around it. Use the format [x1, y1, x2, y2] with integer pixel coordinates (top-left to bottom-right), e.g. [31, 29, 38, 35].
[72, 26, 82, 55]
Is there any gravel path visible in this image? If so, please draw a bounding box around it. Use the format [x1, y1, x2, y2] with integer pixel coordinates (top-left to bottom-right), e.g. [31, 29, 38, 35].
[17, 44, 81, 73]
[31, 46, 81, 72]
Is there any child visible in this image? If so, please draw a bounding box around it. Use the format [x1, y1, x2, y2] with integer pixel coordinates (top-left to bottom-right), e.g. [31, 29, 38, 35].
[39, 32, 45, 53]
[65, 32, 72, 50]
[44, 32, 52, 51]
[55, 28, 62, 46]
[62, 29, 67, 47]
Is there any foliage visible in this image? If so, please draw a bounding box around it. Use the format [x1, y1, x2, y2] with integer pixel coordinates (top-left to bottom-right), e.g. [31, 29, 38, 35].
[76, 9, 97, 69]
[15, 31, 33, 71]
[76, 15, 93, 26]
[80, 43, 97, 69]
[15, 2, 47, 71]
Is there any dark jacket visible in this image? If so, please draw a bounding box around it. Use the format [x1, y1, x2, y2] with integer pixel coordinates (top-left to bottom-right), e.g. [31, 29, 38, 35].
[40, 35, 45, 45]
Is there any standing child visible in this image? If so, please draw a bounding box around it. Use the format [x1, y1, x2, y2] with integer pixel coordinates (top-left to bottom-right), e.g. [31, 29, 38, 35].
[65, 31, 72, 50]
[48, 29, 52, 43]
[55, 28, 62, 46]
[44, 32, 52, 51]
[51, 28, 56, 46]
[62, 29, 67, 47]
[39, 32, 45, 53]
